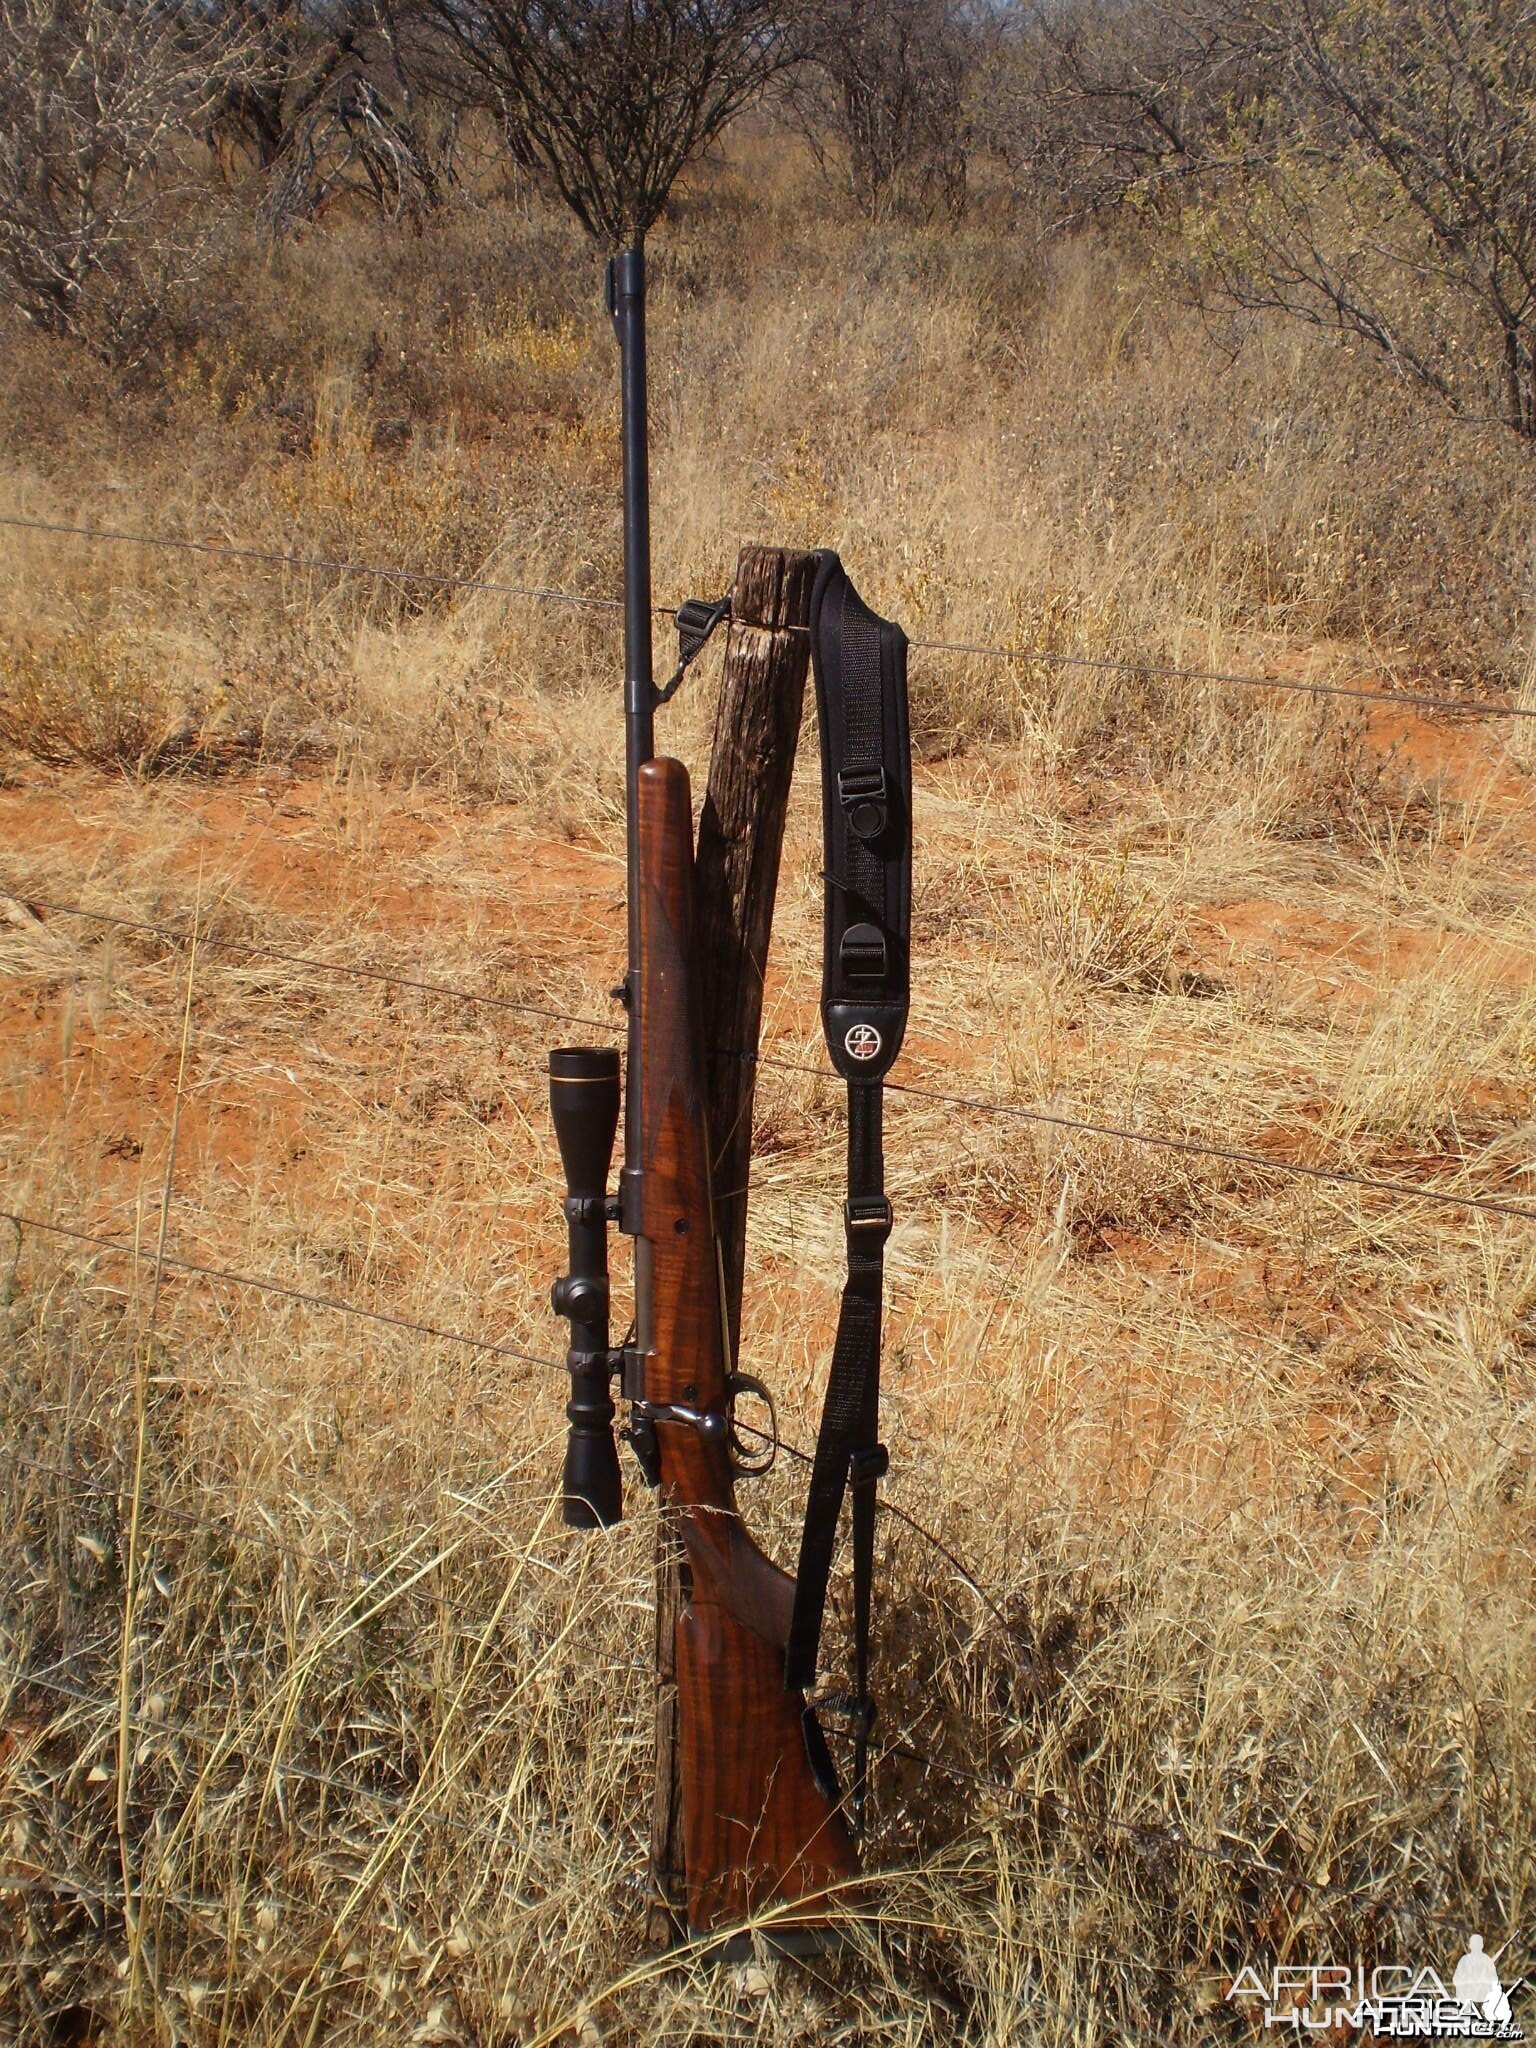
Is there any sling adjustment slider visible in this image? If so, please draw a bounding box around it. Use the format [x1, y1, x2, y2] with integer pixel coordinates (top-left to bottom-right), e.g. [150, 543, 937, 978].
[844, 1194, 893, 1241]
[849, 1442, 889, 1487]
[838, 764, 889, 842]
[813, 1689, 878, 1737]
[839, 922, 888, 981]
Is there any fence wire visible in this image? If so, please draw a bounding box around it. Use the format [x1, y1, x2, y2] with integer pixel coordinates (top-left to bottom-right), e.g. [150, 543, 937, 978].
[0, 505, 1521, 1972]
[1, 1208, 552, 1369]
[4, 509, 1532, 724]
[8, 887, 1533, 1227]
[0, 512, 629, 619]
[0, 1209, 1016, 1635]
[5, 888, 620, 1039]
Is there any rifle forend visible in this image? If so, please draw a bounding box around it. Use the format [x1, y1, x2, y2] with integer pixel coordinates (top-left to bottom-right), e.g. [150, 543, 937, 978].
[632, 756, 858, 1935]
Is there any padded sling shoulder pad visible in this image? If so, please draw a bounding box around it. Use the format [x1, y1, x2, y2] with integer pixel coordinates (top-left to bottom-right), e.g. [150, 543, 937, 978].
[811, 552, 911, 1084]
[785, 557, 912, 1796]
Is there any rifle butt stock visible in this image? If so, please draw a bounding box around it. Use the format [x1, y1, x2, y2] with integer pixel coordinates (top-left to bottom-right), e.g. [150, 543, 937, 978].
[635, 757, 859, 1935]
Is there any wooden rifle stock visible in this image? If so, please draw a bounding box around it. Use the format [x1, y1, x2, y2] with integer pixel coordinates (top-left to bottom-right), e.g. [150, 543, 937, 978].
[634, 757, 858, 1934]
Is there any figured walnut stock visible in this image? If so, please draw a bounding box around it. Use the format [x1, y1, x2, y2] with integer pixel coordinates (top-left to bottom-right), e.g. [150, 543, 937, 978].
[635, 758, 857, 1934]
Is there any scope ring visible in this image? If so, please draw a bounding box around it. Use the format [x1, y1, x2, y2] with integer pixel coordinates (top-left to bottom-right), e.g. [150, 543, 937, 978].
[727, 1371, 777, 1478]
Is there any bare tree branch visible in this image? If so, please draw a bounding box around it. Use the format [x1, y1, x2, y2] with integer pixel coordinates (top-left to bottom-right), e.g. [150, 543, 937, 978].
[796, 0, 975, 223]
[211, 0, 459, 229]
[0, 0, 240, 363]
[413, 0, 803, 245]
[1009, 0, 1536, 441]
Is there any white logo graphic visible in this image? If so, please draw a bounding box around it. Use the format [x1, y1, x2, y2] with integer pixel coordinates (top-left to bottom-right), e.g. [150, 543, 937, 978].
[844, 1022, 883, 1062]
[1227, 1934, 1525, 2038]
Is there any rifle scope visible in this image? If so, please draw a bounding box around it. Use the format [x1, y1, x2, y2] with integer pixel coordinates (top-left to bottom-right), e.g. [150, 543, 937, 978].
[548, 1046, 623, 1529]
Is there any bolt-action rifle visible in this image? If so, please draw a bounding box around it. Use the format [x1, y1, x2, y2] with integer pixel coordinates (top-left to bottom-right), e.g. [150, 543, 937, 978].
[548, 246, 911, 1944]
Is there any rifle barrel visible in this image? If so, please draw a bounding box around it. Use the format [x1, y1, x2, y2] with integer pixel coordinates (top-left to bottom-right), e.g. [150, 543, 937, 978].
[609, 242, 655, 1348]
[611, 244, 655, 973]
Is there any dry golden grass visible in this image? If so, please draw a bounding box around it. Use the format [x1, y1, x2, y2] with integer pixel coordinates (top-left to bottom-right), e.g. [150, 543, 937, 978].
[2, 142, 1535, 2046]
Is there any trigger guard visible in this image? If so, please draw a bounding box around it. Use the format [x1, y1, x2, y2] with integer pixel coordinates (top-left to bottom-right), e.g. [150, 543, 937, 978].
[727, 1371, 777, 1478]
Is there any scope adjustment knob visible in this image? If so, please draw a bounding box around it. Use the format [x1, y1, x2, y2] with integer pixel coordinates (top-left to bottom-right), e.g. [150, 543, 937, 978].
[552, 1274, 609, 1321]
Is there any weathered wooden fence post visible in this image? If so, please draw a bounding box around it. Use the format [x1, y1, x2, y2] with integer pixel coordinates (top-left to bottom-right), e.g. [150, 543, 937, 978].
[645, 545, 818, 1945]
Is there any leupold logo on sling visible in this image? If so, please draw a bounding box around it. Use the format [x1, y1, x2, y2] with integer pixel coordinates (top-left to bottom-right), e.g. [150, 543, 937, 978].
[1227, 1933, 1525, 2037]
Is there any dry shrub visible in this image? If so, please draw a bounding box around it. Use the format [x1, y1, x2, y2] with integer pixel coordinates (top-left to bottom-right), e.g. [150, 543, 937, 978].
[0, 631, 177, 774]
[1024, 852, 1183, 993]
[2, 166, 1530, 806]
[262, 386, 505, 621]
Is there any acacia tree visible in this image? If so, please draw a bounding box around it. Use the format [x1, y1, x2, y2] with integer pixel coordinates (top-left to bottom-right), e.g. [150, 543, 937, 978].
[207, 0, 321, 171]
[415, 0, 802, 244]
[210, 0, 458, 228]
[0, 0, 238, 363]
[800, 0, 975, 222]
[1016, 0, 1536, 443]
[1008, 0, 1268, 224]
[1196, 0, 1536, 441]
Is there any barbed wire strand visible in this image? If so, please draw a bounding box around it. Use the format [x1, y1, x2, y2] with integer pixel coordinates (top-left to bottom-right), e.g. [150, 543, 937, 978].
[0, 1209, 552, 1369]
[0, 513, 628, 620]
[2, 1226, 1003, 1638]
[777, 1056, 1536, 1225]
[3, 510, 1531, 723]
[9, 888, 1533, 1227]
[903, 631, 1536, 722]
[2, 889, 620, 1039]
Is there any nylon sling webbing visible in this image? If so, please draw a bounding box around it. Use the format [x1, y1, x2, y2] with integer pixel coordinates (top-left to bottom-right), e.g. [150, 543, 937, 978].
[784, 554, 911, 1818]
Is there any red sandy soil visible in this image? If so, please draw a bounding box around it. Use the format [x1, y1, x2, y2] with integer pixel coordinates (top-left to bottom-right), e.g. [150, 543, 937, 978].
[1, 694, 1530, 1421]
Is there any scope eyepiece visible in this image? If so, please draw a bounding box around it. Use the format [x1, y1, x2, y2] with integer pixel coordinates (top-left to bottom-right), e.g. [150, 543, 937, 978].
[549, 1047, 623, 1530]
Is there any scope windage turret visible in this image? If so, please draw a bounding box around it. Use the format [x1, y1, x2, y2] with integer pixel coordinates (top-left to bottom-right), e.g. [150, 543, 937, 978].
[548, 1047, 623, 1529]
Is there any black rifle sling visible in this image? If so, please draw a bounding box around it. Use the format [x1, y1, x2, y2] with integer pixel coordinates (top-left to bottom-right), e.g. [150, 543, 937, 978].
[785, 553, 911, 1811]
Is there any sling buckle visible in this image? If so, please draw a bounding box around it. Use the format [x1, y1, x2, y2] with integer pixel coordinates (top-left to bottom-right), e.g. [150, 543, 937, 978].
[839, 922, 888, 981]
[838, 764, 888, 842]
[844, 1193, 893, 1241]
[849, 1442, 889, 1487]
